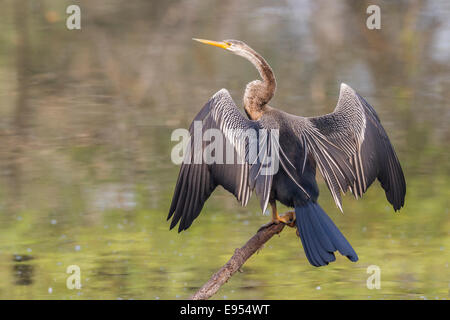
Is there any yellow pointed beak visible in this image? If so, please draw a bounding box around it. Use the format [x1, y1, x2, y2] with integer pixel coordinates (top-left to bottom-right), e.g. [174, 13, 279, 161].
[192, 38, 231, 50]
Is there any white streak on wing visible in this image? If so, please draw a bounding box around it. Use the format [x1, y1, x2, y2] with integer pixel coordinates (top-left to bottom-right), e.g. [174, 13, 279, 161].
[303, 133, 346, 192]
[278, 154, 310, 198]
[301, 135, 308, 174]
[278, 142, 296, 169]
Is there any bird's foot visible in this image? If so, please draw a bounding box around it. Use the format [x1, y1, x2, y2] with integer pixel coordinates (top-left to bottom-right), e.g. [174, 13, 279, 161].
[278, 211, 296, 227]
[257, 211, 296, 233]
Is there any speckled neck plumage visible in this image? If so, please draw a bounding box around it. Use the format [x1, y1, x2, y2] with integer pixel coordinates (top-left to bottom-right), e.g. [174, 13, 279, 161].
[240, 46, 276, 120]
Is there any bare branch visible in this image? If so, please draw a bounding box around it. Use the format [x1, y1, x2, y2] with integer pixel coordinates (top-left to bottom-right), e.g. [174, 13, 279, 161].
[190, 222, 285, 300]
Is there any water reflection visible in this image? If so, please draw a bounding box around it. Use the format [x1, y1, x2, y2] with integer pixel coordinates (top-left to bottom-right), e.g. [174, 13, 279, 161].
[0, 0, 448, 299]
[13, 254, 35, 286]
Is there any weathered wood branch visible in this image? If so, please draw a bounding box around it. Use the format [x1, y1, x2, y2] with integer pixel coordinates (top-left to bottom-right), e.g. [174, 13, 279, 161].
[190, 222, 286, 300]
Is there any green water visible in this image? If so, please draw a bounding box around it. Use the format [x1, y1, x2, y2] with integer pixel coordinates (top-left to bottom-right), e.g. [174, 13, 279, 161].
[0, 0, 448, 299]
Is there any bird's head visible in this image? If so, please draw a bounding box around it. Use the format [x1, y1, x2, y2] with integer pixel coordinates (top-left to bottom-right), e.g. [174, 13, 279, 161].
[192, 38, 251, 58]
[193, 38, 276, 114]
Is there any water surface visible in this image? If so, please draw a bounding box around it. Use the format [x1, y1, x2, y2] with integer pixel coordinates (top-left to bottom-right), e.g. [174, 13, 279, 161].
[0, 0, 448, 299]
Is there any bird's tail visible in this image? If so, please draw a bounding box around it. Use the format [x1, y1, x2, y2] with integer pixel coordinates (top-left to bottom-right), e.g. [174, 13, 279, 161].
[295, 202, 358, 267]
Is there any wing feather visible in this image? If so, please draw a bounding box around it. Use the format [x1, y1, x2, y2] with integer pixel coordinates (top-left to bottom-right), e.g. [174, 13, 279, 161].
[168, 89, 274, 231]
[297, 83, 406, 211]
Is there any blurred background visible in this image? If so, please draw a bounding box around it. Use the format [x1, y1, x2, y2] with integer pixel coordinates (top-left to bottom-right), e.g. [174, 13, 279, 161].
[0, 0, 448, 299]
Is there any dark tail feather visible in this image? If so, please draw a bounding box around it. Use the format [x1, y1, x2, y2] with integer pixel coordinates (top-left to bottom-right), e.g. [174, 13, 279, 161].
[295, 202, 358, 267]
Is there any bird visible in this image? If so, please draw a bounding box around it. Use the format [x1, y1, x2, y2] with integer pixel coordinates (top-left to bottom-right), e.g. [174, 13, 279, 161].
[167, 38, 406, 267]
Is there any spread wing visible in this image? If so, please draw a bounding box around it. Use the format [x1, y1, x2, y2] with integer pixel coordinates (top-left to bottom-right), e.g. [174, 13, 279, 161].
[167, 89, 275, 232]
[295, 83, 406, 211]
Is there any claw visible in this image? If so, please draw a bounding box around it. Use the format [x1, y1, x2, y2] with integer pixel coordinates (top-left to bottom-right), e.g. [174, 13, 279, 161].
[278, 211, 296, 227]
[257, 211, 296, 233]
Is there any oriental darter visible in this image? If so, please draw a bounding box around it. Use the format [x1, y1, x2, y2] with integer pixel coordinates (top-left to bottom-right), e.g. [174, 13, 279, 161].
[167, 39, 406, 267]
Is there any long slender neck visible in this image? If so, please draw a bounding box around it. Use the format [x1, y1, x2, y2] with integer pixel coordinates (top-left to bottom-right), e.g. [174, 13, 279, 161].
[239, 47, 276, 120]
